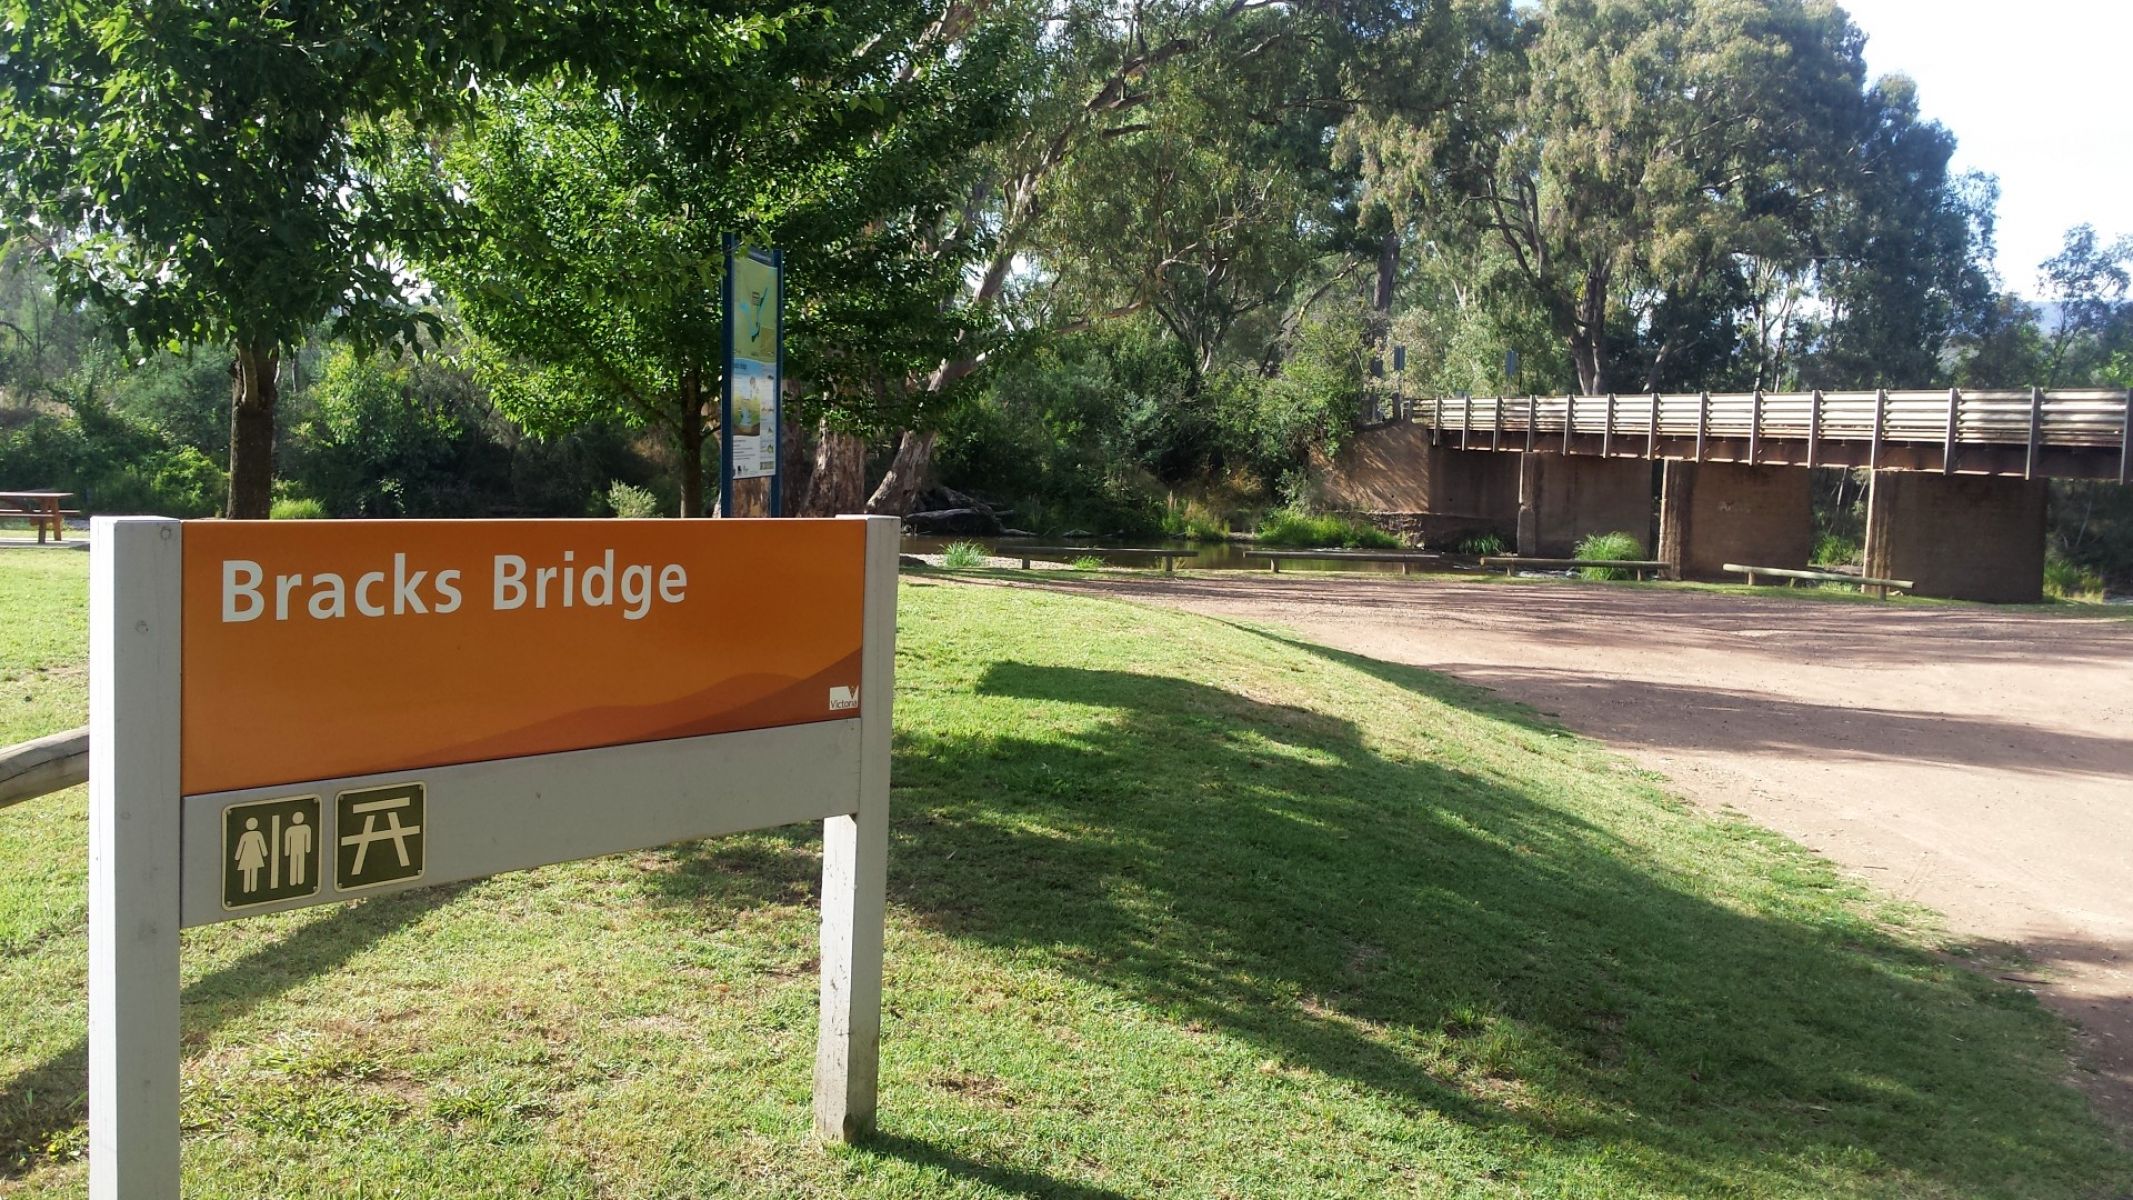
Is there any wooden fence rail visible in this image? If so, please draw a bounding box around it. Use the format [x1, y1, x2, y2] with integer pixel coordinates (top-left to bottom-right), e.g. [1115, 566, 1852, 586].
[0, 726, 88, 810]
[1402, 388, 2133, 483]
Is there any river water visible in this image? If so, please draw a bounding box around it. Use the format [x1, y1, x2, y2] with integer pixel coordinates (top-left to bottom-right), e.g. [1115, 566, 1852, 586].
[899, 535, 1486, 576]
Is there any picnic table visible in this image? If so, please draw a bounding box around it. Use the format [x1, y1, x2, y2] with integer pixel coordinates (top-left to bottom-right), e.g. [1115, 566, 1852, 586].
[0, 491, 78, 544]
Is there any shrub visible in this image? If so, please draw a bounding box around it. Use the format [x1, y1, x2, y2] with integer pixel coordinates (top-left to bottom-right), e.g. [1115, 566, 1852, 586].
[269, 497, 326, 520]
[1574, 531, 1645, 580]
[940, 541, 988, 568]
[1458, 533, 1507, 557]
[1256, 509, 1402, 550]
[1072, 555, 1106, 571]
[606, 480, 663, 518]
[90, 444, 226, 517]
[1160, 498, 1229, 541]
[1812, 531, 1861, 567]
[2045, 554, 2105, 602]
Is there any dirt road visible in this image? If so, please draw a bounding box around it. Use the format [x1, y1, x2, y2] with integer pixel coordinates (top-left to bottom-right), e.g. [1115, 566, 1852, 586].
[1021, 571, 2133, 1118]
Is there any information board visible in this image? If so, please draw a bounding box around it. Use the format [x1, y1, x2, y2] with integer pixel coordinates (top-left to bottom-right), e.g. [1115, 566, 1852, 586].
[722, 241, 783, 512]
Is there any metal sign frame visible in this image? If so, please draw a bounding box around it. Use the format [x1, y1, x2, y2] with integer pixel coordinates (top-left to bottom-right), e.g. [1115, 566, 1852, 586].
[88, 514, 896, 1198]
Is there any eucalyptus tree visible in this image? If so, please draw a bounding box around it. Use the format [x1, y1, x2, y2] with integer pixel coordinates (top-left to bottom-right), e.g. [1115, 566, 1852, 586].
[862, 0, 1351, 512]
[1422, 0, 1871, 395]
[1031, 4, 1340, 391]
[1781, 78, 1995, 390]
[2037, 224, 2133, 387]
[856, 0, 1508, 512]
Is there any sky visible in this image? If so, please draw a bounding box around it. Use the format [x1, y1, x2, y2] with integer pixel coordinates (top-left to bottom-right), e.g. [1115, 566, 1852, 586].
[1837, 0, 2133, 296]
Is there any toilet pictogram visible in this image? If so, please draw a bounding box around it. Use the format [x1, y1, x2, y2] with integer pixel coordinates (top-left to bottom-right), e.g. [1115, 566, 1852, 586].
[221, 795, 322, 911]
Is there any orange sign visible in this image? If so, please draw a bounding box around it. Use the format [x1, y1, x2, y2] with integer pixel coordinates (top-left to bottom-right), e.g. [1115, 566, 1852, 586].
[181, 519, 866, 795]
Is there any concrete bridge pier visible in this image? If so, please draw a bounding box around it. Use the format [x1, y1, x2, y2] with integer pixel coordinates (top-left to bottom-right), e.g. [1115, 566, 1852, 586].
[1863, 471, 2046, 603]
[1515, 452, 1654, 557]
[1658, 461, 1814, 581]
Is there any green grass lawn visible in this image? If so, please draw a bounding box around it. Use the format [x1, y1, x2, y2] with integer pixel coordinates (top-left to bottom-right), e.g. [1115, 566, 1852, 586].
[1, 547, 2126, 1197]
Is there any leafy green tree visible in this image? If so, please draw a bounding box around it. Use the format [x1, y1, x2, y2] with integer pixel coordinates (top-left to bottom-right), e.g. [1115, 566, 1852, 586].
[1031, 26, 1329, 392]
[944, 0, 1496, 507]
[0, 1, 788, 516]
[436, 3, 1015, 516]
[285, 343, 482, 517]
[0, 339, 228, 515]
[0, 3, 467, 512]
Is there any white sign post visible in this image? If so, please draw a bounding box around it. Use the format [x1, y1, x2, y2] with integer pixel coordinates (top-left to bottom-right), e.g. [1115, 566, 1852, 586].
[88, 514, 897, 1197]
[88, 518, 183, 1198]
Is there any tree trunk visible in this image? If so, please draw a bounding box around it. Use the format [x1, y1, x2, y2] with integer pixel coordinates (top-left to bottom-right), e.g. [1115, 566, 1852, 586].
[1373, 228, 1399, 314]
[1571, 267, 1609, 395]
[678, 367, 706, 517]
[864, 429, 937, 515]
[779, 392, 810, 512]
[1571, 333, 1604, 396]
[802, 421, 867, 516]
[1369, 228, 1400, 396]
[226, 344, 279, 518]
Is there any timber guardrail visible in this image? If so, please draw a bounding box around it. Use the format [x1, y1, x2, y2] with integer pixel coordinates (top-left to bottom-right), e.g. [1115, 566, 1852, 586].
[1722, 563, 1913, 594]
[1480, 556, 1668, 580]
[1245, 550, 1443, 574]
[1401, 388, 2133, 482]
[0, 726, 88, 809]
[1006, 546, 1198, 573]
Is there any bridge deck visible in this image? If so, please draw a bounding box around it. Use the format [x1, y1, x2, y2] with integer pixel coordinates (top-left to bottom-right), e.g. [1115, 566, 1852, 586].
[1400, 389, 2132, 483]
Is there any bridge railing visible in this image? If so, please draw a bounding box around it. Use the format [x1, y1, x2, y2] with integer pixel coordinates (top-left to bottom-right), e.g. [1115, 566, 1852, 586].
[1405, 388, 2132, 483]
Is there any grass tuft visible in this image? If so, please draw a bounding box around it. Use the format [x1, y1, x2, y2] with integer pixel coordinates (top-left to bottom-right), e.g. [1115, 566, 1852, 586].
[1457, 533, 1508, 557]
[939, 541, 988, 568]
[2045, 554, 2105, 602]
[268, 497, 326, 520]
[1256, 509, 1402, 550]
[1574, 530, 1645, 579]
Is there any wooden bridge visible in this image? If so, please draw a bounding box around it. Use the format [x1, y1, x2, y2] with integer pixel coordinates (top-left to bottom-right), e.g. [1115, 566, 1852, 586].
[1398, 388, 2133, 483]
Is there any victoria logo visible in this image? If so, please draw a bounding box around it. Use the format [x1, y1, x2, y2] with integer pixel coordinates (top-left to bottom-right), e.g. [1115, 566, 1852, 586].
[827, 685, 859, 711]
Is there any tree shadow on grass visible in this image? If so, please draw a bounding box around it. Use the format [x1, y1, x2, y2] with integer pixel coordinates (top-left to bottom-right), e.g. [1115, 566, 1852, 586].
[853, 1133, 1138, 1200]
[632, 834, 821, 919]
[877, 656, 2120, 1195]
[0, 882, 470, 1177]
